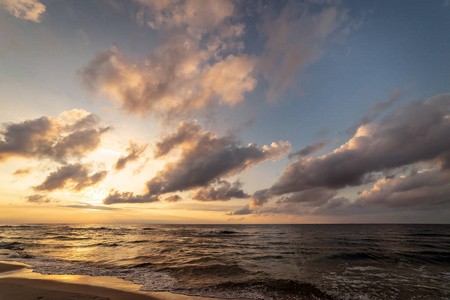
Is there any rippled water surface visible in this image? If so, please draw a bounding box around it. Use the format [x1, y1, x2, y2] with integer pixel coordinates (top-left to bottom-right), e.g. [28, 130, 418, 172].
[0, 224, 449, 299]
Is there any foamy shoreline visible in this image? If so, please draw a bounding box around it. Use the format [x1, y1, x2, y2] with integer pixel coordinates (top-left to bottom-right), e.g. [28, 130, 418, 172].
[0, 261, 233, 300]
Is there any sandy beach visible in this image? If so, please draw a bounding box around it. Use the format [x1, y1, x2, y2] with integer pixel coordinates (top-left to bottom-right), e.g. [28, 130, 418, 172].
[0, 262, 158, 300]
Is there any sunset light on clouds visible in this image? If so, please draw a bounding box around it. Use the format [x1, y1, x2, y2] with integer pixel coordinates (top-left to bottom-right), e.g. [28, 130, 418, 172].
[0, 0, 449, 224]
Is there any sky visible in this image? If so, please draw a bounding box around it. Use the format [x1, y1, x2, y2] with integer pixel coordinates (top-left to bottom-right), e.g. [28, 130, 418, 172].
[0, 0, 449, 224]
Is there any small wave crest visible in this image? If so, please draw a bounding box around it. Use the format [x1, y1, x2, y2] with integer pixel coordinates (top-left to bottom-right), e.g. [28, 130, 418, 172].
[0, 242, 24, 250]
[323, 252, 387, 262]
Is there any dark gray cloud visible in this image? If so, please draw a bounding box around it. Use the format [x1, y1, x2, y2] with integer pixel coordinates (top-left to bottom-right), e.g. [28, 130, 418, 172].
[288, 140, 328, 159]
[0, 111, 110, 163]
[103, 190, 159, 204]
[226, 204, 254, 215]
[276, 187, 338, 207]
[115, 142, 147, 171]
[270, 96, 450, 196]
[192, 179, 249, 201]
[242, 94, 450, 216]
[154, 121, 201, 158]
[312, 197, 352, 215]
[52, 128, 110, 162]
[34, 163, 107, 192]
[146, 121, 290, 198]
[355, 169, 450, 208]
[250, 188, 271, 207]
[165, 195, 182, 202]
[26, 194, 52, 204]
[103, 121, 290, 204]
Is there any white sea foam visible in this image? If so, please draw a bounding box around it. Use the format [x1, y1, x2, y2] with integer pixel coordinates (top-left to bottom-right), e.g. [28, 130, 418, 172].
[3, 256, 177, 292]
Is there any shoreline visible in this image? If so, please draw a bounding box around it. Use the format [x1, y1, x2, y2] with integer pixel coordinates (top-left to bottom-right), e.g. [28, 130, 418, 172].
[0, 261, 232, 300]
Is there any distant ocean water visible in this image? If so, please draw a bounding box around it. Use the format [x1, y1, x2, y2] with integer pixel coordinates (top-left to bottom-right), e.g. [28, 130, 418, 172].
[0, 224, 449, 300]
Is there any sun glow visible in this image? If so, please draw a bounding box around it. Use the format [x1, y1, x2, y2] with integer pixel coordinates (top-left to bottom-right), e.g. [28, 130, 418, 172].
[83, 187, 110, 204]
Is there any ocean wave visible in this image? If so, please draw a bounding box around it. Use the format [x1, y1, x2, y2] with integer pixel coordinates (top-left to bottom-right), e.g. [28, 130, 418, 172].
[400, 251, 450, 264]
[323, 252, 388, 262]
[94, 242, 120, 247]
[128, 240, 151, 244]
[173, 279, 334, 300]
[251, 255, 285, 260]
[8, 252, 33, 259]
[50, 236, 91, 241]
[159, 263, 251, 279]
[406, 233, 450, 238]
[0, 242, 24, 250]
[193, 230, 239, 235]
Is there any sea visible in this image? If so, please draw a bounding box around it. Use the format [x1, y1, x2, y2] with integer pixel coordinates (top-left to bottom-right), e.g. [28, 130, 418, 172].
[0, 224, 449, 300]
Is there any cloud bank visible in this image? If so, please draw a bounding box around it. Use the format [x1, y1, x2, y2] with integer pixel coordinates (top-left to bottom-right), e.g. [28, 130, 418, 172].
[271, 96, 450, 195]
[103, 121, 290, 204]
[249, 94, 450, 215]
[192, 179, 249, 202]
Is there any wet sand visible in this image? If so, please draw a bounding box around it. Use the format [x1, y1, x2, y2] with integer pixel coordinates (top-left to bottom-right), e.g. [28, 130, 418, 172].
[0, 262, 158, 300]
[0, 262, 230, 300]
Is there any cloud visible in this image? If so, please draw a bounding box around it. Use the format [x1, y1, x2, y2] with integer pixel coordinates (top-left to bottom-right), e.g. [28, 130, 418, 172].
[170, 202, 242, 212]
[269, 95, 450, 196]
[102, 190, 159, 204]
[26, 193, 52, 203]
[346, 88, 405, 135]
[315, 127, 329, 138]
[288, 140, 328, 159]
[259, 1, 350, 101]
[192, 179, 249, 201]
[355, 169, 450, 208]
[0, 0, 46, 23]
[63, 203, 120, 211]
[80, 0, 256, 120]
[103, 121, 290, 204]
[134, 0, 235, 38]
[114, 141, 147, 171]
[154, 120, 202, 158]
[226, 204, 254, 215]
[146, 121, 290, 197]
[250, 188, 271, 207]
[12, 167, 32, 177]
[0, 110, 110, 163]
[33, 163, 107, 192]
[165, 195, 182, 202]
[276, 187, 338, 207]
[80, 46, 256, 119]
[81, 1, 355, 118]
[241, 94, 450, 216]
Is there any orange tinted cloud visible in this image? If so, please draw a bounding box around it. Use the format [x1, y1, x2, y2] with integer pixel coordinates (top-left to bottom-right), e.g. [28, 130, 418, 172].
[1, 0, 46, 23]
